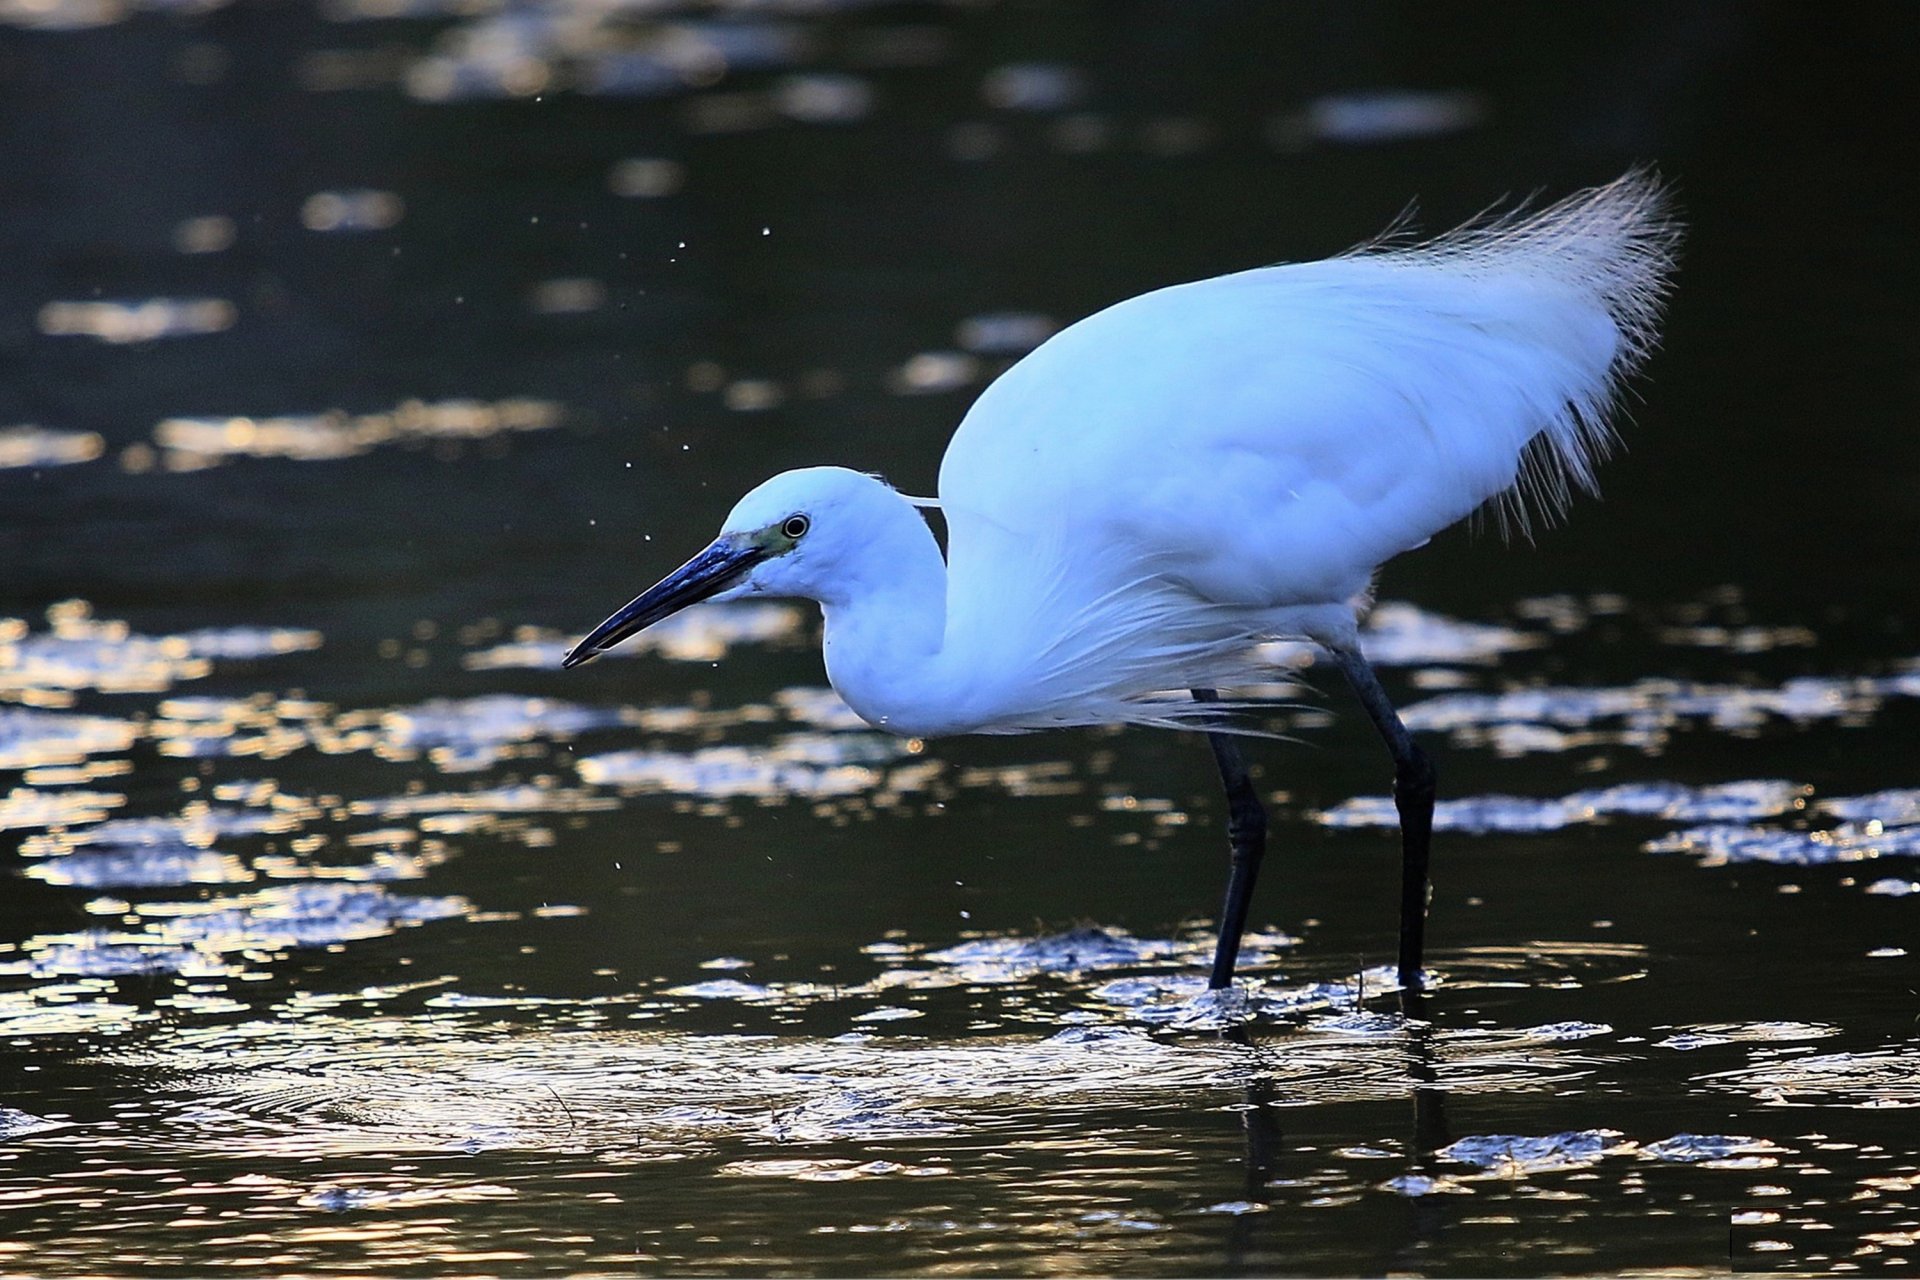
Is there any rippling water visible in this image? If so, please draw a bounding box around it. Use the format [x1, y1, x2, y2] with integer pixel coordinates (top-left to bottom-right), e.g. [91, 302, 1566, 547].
[4, 2, 1919, 1275]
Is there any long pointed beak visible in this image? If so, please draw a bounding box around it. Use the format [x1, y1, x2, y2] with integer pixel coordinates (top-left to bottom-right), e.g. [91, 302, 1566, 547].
[563, 537, 764, 668]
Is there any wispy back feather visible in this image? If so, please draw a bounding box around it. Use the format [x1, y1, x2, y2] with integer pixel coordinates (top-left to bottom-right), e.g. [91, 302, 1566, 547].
[1348, 167, 1681, 535]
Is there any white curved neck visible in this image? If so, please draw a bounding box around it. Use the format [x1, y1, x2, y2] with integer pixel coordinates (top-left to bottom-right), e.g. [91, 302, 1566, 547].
[818, 511, 959, 737]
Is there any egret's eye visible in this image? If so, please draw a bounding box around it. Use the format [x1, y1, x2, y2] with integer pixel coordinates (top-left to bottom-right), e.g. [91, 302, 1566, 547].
[782, 514, 811, 540]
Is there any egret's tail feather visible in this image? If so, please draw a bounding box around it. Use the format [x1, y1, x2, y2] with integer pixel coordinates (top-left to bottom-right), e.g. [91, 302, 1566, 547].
[1359, 167, 1682, 537]
[1389, 167, 1681, 364]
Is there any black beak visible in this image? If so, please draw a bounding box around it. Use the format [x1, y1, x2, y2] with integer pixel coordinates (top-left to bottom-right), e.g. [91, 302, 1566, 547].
[563, 538, 765, 668]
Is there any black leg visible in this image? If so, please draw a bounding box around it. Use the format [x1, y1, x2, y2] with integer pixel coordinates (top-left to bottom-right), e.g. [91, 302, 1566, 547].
[1193, 688, 1268, 989]
[1328, 648, 1437, 989]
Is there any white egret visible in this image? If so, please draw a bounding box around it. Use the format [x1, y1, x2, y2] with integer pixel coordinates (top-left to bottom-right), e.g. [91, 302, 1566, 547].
[566, 170, 1680, 991]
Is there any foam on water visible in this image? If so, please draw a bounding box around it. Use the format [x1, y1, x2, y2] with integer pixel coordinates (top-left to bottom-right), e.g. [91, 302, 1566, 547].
[981, 62, 1085, 112]
[603, 925, 1400, 1032]
[850, 928, 1299, 1011]
[4, 0, 234, 31]
[1387, 1129, 1794, 1192]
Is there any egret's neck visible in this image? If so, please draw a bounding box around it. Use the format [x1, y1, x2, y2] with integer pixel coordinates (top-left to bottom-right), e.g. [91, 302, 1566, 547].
[818, 512, 956, 737]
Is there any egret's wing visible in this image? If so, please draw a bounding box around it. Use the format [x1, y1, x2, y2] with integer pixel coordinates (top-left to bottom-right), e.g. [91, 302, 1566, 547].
[941, 171, 1676, 606]
[934, 172, 1676, 726]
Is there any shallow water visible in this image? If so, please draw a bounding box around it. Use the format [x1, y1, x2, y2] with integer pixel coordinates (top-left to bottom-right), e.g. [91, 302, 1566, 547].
[5, 3, 1920, 1276]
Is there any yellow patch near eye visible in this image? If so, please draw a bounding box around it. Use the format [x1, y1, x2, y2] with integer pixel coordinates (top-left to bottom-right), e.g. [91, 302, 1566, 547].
[748, 522, 803, 553]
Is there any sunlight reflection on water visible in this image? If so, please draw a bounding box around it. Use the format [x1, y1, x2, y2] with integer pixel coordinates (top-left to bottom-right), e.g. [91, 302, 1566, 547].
[149, 398, 562, 470]
[0, 424, 104, 470]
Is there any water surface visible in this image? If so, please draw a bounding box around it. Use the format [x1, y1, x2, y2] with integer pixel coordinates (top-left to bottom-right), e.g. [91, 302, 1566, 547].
[4, 2, 1919, 1275]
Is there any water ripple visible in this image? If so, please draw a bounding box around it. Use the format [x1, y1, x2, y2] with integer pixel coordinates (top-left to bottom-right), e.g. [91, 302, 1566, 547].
[1437, 1129, 1633, 1175]
[1, 601, 318, 706]
[1646, 822, 1920, 866]
[1318, 778, 1806, 834]
[577, 733, 923, 800]
[339, 694, 634, 771]
[1700, 1049, 1920, 1107]
[462, 603, 802, 668]
[1401, 670, 1920, 755]
[0, 706, 139, 767]
[0, 786, 124, 831]
[5, 885, 471, 980]
[106, 1019, 1256, 1157]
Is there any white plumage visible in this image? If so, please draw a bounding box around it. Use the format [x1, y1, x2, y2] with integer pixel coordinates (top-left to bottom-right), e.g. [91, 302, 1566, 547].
[572, 170, 1679, 737]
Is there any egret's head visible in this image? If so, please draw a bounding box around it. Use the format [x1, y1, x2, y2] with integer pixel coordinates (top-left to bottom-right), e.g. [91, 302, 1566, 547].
[563, 466, 925, 667]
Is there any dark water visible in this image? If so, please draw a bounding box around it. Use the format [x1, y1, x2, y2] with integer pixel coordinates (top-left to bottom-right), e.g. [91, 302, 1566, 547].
[4, 2, 1920, 1275]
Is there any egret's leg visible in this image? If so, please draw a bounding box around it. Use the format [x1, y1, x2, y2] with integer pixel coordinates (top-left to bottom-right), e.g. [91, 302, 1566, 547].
[1193, 688, 1267, 989]
[1328, 648, 1437, 989]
